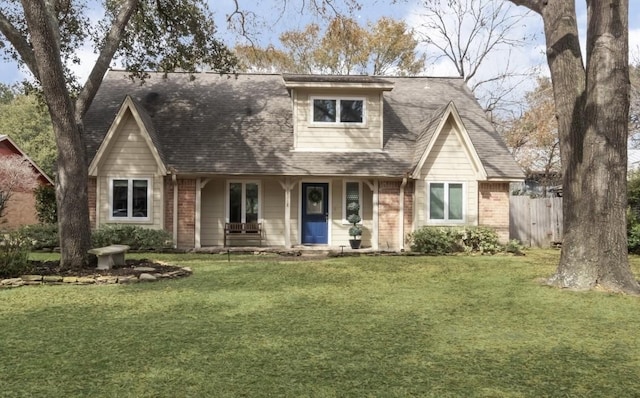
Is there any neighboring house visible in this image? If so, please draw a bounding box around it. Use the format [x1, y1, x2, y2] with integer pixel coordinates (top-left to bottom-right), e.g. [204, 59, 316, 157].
[0, 135, 54, 229]
[83, 71, 524, 250]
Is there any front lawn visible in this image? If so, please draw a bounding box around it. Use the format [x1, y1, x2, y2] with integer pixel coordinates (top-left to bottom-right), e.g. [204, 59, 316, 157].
[1, 251, 640, 397]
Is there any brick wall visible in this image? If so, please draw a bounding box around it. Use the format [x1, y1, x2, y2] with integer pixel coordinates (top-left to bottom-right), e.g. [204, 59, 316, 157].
[2, 191, 37, 229]
[165, 178, 196, 248]
[378, 181, 400, 250]
[88, 178, 96, 229]
[404, 182, 414, 243]
[478, 182, 510, 242]
[164, 177, 173, 234]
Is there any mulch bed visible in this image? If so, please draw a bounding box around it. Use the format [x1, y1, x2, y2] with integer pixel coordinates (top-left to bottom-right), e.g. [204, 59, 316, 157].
[27, 259, 183, 278]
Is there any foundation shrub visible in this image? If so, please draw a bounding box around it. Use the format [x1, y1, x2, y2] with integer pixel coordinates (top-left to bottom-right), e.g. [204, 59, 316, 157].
[0, 231, 33, 278]
[91, 224, 172, 250]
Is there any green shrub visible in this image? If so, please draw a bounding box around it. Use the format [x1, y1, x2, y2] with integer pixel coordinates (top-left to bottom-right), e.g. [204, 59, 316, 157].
[0, 231, 33, 278]
[19, 223, 58, 250]
[460, 227, 502, 254]
[628, 223, 640, 254]
[407, 227, 462, 254]
[505, 239, 525, 255]
[91, 224, 172, 250]
[408, 226, 505, 255]
[34, 185, 57, 224]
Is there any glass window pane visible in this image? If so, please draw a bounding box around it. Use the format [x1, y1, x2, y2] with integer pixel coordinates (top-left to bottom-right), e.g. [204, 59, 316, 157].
[229, 183, 242, 223]
[313, 99, 336, 122]
[346, 182, 360, 218]
[340, 100, 363, 123]
[132, 180, 148, 218]
[112, 179, 129, 218]
[448, 184, 463, 220]
[306, 186, 324, 215]
[245, 183, 259, 223]
[429, 183, 445, 220]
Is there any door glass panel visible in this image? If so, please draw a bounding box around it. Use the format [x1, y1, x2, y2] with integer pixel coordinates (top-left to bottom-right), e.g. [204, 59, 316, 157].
[229, 183, 242, 223]
[306, 186, 324, 215]
[245, 183, 259, 223]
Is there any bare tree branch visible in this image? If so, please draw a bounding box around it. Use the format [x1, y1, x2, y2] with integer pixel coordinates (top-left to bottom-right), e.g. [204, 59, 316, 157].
[0, 9, 39, 80]
[74, 0, 139, 121]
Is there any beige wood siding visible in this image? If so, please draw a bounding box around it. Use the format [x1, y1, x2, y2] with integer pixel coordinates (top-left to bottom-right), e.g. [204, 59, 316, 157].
[293, 89, 383, 150]
[200, 178, 300, 247]
[96, 111, 164, 229]
[200, 179, 226, 246]
[329, 179, 372, 247]
[414, 121, 479, 228]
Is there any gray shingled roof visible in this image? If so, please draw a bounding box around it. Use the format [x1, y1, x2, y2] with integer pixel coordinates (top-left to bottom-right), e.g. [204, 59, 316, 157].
[83, 71, 524, 179]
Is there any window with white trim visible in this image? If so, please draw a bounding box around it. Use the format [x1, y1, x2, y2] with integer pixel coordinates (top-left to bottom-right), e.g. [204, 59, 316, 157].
[428, 182, 464, 222]
[228, 181, 260, 223]
[312, 97, 364, 124]
[343, 181, 362, 223]
[110, 178, 150, 220]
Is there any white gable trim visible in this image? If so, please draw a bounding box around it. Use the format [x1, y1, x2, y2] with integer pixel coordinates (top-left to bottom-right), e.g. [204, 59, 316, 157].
[88, 96, 167, 176]
[411, 102, 487, 180]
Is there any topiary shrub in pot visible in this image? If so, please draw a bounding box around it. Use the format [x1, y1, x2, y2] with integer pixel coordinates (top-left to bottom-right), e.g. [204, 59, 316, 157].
[347, 202, 363, 249]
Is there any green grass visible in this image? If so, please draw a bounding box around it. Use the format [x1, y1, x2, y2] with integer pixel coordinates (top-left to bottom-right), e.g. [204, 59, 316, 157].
[1, 250, 640, 397]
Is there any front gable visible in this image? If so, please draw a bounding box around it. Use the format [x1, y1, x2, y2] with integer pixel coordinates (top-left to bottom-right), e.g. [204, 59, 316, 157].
[412, 102, 487, 180]
[88, 96, 166, 177]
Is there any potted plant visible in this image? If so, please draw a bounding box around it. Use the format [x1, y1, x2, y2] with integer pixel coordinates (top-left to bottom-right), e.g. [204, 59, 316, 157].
[347, 202, 363, 249]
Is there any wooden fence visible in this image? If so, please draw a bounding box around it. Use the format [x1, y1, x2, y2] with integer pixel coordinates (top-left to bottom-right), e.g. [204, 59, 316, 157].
[509, 196, 563, 248]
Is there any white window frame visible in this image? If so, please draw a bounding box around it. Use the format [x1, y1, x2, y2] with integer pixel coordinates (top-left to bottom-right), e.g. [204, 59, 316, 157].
[108, 177, 152, 222]
[226, 180, 262, 223]
[427, 181, 465, 224]
[342, 180, 363, 224]
[310, 96, 366, 126]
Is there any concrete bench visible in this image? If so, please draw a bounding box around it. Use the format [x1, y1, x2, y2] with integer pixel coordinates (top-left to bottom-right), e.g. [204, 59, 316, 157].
[88, 244, 131, 270]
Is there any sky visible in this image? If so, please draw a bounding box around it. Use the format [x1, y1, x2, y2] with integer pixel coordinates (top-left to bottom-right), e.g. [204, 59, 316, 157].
[0, 0, 639, 104]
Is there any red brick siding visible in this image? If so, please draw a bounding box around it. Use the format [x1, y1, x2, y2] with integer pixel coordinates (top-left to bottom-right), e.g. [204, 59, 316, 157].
[478, 182, 510, 242]
[177, 179, 196, 248]
[2, 191, 38, 229]
[164, 177, 174, 234]
[404, 182, 414, 242]
[378, 181, 400, 250]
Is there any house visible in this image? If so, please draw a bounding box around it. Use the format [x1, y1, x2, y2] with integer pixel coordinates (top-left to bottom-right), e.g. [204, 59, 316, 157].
[0, 135, 54, 229]
[83, 71, 524, 250]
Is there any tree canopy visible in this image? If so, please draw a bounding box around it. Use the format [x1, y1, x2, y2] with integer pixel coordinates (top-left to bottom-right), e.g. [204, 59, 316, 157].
[235, 16, 425, 75]
[0, 0, 238, 269]
[0, 84, 56, 176]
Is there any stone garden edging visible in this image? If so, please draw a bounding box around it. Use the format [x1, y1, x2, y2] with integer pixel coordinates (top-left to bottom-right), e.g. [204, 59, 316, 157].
[0, 266, 193, 288]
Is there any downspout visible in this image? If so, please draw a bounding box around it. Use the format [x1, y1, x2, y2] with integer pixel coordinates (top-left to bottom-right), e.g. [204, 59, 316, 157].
[399, 177, 408, 251]
[172, 174, 178, 249]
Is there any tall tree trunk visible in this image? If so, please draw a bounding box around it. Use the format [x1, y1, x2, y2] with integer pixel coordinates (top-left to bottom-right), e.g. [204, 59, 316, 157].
[511, 0, 639, 293]
[21, 1, 92, 269]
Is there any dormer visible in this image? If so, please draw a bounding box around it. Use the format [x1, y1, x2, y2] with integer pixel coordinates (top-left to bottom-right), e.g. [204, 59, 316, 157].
[283, 74, 394, 152]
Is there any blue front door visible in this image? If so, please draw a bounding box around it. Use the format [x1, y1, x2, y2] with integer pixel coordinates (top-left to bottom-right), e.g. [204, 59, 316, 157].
[301, 183, 329, 244]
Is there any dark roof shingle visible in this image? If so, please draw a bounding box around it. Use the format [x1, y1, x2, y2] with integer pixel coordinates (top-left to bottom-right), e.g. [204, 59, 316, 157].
[83, 71, 523, 179]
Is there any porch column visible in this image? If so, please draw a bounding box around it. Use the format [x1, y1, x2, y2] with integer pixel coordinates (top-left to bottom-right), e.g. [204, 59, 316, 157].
[279, 177, 296, 248]
[172, 175, 178, 249]
[195, 178, 211, 249]
[195, 178, 201, 249]
[365, 180, 379, 251]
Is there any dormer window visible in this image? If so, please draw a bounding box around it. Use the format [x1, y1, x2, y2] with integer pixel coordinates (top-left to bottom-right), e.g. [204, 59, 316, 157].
[312, 97, 364, 124]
